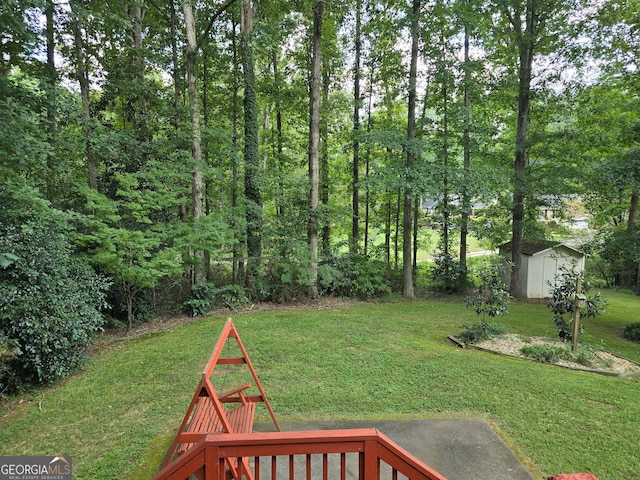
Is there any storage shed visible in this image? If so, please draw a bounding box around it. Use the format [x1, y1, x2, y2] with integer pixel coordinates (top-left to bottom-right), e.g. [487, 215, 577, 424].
[498, 240, 585, 298]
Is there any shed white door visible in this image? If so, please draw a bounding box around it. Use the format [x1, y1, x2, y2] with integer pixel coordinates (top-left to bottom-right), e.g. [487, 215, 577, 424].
[541, 255, 557, 298]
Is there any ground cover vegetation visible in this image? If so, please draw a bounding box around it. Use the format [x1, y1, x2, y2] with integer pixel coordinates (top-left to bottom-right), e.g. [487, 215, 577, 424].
[0, 294, 638, 479]
[1, 0, 639, 392]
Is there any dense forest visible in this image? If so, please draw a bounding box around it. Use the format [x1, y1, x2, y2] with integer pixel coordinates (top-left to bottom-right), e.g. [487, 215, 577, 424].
[1, 0, 638, 390]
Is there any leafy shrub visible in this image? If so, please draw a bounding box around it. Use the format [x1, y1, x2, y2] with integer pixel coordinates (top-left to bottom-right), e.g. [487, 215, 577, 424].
[521, 344, 568, 363]
[597, 226, 640, 289]
[255, 240, 312, 302]
[104, 284, 156, 328]
[184, 282, 217, 317]
[520, 343, 598, 368]
[573, 346, 598, 368]
[216, 284, 248, 309]
[184, 283, 249, 316]
[0, 333, 19, 395]
[318, 253, 391, 299]
[430, 253, 466, 293]
[351, 257, 392, 298]
[623, 323, 640, 343]
[0, 186, 108, 392]
[457, 321, 506, 343]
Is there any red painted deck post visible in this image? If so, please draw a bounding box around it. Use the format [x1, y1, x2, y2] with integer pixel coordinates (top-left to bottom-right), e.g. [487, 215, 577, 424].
[361, 437, 380, 479]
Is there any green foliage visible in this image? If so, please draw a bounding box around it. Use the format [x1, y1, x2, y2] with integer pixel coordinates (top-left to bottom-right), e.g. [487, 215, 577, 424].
[623, 323, 640, 343]
[216, 284, 249, 309]
[429, 252, 470, 294]
[0, 75, 51, 182]
[597, 226, 640, 289]
[184, 283, 217, 317]
[461, 256, 510, 343]
[318, 253, 391, 299]
[520, 344, 599, 368]
[547, 264, 607, 341]
[520, 344, 568, 364]
[105, 285, 156, 328]
[75, 177, 183, 330]
[457, 321, 506, 343]
[184, 283, 249, 316]
[0, 333, 18, 393]
[251, 240, 312, 303]
[465, 256, 511, 319]
[0, 185, 108, 391]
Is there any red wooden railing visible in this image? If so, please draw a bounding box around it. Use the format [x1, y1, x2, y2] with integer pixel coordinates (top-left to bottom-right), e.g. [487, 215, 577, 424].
[151, 428, 448, 480]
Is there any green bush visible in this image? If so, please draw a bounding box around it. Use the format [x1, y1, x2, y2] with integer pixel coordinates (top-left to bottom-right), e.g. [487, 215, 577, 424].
[253, 240, 312, 302]
[0, 186, 108, 392]
[318, 253, 391, 299]
[520, 343, 599, 368]
[573, 346, 598, 368]
[457, 321, 506, 343]
[184, 283, 249, 316]
[623, 323, 640, 343]
[216, 284, 248, 309]
[521, 344, 568, 363]
[430, 253, 466, 294]
[104, 285, 156, 328]
[184, 282, 217, 317]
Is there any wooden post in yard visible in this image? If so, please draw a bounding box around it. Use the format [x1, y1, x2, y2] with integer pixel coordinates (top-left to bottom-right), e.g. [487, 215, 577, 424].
[572, 277, 583, 353]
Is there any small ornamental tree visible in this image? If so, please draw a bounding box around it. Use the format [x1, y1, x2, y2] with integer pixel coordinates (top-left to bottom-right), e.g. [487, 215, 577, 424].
[77, 179, 182, 332]
[462, 256, 511, 342]
[547, 263, 607, 341]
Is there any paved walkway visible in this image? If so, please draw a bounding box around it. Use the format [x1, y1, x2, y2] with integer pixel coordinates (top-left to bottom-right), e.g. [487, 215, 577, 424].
[255, 418, 536, 480]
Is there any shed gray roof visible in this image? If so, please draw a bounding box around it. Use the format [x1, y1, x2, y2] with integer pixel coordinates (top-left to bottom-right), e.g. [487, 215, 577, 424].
[498, 240, 584, 257]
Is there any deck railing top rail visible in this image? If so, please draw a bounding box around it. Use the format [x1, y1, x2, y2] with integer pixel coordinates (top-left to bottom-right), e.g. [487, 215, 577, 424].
[151, 428, 448, 480]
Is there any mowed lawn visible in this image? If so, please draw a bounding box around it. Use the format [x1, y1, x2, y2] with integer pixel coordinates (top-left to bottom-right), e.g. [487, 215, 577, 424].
[1, 291, 639, 480]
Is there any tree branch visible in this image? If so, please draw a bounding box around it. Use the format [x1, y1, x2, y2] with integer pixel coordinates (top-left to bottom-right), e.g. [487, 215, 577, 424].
[146, 0, 169, 22]
[197, 0, 238, 50]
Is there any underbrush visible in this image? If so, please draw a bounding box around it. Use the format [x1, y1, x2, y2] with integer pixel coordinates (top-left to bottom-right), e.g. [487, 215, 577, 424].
[520, 343, 607, 369]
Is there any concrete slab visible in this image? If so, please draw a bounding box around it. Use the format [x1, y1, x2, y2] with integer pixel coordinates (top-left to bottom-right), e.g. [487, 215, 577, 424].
[254, 419, 536, 480]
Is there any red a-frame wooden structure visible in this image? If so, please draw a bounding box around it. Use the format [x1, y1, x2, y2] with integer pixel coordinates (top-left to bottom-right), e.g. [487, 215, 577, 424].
[161, 318, 280, 478]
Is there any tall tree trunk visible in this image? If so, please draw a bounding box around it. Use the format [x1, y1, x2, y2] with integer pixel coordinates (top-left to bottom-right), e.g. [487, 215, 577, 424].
[320, 66, 331, 256]
[308, 1, 323, 300]
[70, 0, 97, 191]
[241, 0, 262, 289]
[203, 53, 212, 281]
[351, 0, 362, 254]
[395, 186, 401, 270]
[364, 67, 374, 256]
[231, 16, 242, 284]
[628, 190, 639, 227]
[459, 9, 471, 288]
[183, 0, 205, 284]
[403, 0, 421, 298]
[628, 189, 639, 294]
[413, 196, 419, 277]
[45, 0, 57, 199]
[385, 193, 392, 266]
[131, 0, 147, 139]
[170, 0, 181, 130]
[441, 71, 450, 272]
[509, 2, 537, 298]
[272, 48, 286, 219]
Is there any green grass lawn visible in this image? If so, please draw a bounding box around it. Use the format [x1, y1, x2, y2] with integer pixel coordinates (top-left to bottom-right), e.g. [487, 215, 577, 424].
[1, 291, 639, 479]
